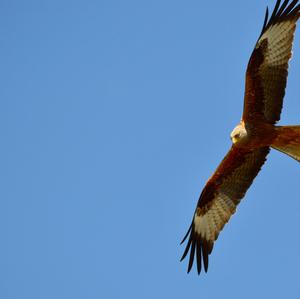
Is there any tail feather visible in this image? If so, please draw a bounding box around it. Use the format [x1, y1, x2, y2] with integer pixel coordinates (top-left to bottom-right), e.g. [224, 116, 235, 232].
[271, 126, 300, 162]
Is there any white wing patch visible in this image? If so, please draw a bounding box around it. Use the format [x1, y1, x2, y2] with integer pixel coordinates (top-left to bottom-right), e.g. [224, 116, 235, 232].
[193, 194, 237, 241]
[258, 20, 296, 66]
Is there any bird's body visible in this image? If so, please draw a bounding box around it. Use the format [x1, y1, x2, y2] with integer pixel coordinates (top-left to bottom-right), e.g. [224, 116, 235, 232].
[181, 0, 300, 275]
[231, 121, 276, 148]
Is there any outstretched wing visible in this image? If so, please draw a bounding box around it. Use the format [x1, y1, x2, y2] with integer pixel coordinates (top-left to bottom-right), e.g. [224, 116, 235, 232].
[181, 146, 270, 274]
[243, 0, 300, 124]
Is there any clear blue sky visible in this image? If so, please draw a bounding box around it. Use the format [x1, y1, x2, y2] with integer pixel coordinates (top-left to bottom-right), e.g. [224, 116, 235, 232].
[2, 0, 300, 298]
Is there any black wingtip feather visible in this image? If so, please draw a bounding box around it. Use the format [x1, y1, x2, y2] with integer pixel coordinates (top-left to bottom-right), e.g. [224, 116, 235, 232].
[180, 223, 192, 245]
[196, 239, 202, 275]
[259, 0, 300, 38]
[276, 0, 290, 16]
[269, 0, 282, 22]
[261, 6, 269, 36]
[180, 232, 193, 262]
[181, 224, 214, 275]
[281, 0, 299, 16]
[202, 242, 209, 273]
[187, 240, 196, 273]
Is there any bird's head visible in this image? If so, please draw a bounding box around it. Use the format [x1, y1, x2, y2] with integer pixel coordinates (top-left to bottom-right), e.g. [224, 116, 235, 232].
[230, 123, 248, 144]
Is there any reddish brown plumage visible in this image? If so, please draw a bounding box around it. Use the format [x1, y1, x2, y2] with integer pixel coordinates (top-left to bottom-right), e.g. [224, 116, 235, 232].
[272, 126, 300, 160]
[243, 1, 299, 124]
[181, 0, 300, 275]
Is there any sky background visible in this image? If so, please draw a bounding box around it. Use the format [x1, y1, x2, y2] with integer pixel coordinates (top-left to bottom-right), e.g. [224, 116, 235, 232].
[2, 0, 300, 298]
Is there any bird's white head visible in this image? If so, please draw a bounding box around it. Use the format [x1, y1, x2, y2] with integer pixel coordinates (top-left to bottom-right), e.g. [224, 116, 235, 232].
[230, 123, 248, 144]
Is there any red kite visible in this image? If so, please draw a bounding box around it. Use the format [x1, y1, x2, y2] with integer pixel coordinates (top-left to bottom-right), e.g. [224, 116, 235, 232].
[181, 0, 300, 275]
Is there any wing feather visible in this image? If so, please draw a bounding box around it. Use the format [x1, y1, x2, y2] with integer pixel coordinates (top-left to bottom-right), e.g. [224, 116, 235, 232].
[243, 0, 300, 124]
[181, 146, 270, 274]
[181, 0, 300, 276]
[196, 238, 202, 274]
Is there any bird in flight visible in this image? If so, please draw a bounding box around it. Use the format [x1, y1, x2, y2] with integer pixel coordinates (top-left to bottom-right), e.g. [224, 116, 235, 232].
[181, 0, 300, 275]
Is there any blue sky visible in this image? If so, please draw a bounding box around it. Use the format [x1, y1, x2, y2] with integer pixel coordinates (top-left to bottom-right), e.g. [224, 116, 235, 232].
[2, 0, 300, 298]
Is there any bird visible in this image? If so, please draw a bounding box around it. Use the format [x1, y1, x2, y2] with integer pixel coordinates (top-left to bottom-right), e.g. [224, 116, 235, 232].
[181, 0, 300, 275]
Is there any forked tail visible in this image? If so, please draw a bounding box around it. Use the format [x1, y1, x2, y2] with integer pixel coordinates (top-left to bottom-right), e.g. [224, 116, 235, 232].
[271, 126, 300, 162]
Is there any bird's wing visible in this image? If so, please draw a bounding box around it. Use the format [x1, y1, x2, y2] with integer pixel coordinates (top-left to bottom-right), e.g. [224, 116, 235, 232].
[243, 0, 300, 124]
[181, 146, 270, 274]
